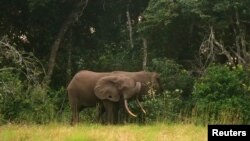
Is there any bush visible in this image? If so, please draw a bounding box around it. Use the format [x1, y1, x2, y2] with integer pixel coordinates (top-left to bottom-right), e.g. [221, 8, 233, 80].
[0, 71, 56, 124]
[0, 71, 24, 123]
[192, 65, 250, 124]
[150, 58, 194, 98]
[129, 58, 195, 123]
[142, 89, 183, 123]
[0, 40, 58, 124]
[18, 85, 56, 124]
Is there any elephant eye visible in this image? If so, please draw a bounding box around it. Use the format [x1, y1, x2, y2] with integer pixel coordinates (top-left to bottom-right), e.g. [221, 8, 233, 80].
[108, 95, 112, 98]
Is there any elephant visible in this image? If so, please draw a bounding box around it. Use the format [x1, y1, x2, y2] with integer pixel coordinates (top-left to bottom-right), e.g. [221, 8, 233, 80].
[67, 70, 162, 125]
[94, 75, 142, 124]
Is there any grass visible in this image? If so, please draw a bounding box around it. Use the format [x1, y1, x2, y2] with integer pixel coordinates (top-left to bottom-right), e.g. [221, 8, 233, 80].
[0, 123, 207, 141]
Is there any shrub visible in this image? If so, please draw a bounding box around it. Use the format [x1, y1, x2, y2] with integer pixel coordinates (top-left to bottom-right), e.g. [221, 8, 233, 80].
[127, 58, 195, 123]
[192, 65, 250, 124]
[0, 40, 56, 124]
[18, 85, 56, 124]
[0, 71, 56, 124]
[150, 58, 194, 98]
[0, 71, 24, 123]
[142, 89, 183, 123]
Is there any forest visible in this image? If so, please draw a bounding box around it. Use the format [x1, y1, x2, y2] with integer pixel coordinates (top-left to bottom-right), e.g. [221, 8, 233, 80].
[1, 0, 250, 125]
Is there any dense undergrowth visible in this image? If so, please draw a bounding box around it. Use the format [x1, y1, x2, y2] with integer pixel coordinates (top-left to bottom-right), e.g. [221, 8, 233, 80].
[1, 58, 250, 125]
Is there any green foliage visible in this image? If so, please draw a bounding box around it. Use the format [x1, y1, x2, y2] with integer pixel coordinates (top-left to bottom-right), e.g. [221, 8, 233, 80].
[192, 65, 250, 124]
[76, 43, 142, 71]
[0, 40, 58, 124]
[151, 58, 194, 95]
[0, 71, 56, 124]
[0, 71, 23, 123]
[18, 85, 56, 123]
[28, 0, 52, 10]
[1, 0, 250, 125]
[0, 38, 46, 86]
[138, 0, 179, 36]
[127, 58, 195, 123]
[141, 90, 182, 123]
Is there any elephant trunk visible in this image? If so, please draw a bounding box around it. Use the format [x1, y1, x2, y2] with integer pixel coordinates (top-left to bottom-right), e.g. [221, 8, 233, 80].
[135, 82, 141, 94]
[123, 82, 141, 99]
[123, 82, 142, 117]
[124, 99, 137, 117]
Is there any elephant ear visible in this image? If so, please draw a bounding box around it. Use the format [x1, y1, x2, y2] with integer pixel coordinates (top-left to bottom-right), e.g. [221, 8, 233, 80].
[94, 76, 121, 102]
[113, 75, 134, 90]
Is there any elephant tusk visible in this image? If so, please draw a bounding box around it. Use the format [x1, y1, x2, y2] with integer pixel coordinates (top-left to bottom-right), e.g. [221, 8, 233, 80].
[136, 99, 146, 114]
[124, 99, 137, 117]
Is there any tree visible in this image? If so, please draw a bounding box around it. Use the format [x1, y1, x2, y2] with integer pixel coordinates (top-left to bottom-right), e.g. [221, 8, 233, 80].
[46, 0, 89, 84]
[194, 0, 250, 67]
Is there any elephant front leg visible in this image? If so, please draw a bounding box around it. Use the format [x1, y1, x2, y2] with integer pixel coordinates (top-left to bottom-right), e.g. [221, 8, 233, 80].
[104, 100, 113, 124]
[96, 103, 106, 124]
[103, 100, 118, 124]
[118, 101, 127, 124]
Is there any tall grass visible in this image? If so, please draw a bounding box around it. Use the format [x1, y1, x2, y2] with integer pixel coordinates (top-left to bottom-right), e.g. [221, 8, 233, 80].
[0, 123, 207, 141]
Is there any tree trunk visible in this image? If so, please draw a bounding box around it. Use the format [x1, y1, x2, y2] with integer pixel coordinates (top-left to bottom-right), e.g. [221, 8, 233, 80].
[45, 0, 88, 84]
[126, 9, 134, 48]
[142, 37, 148, 70]
[235, 7, 249, 66]
[67, 44, 72, 83]
[235, 8, 243, 64]
[66, 30, 72, 84]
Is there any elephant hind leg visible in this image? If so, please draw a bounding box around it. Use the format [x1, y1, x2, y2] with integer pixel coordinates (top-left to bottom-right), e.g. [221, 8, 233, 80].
[70, 102, 79, 126]
[68, 95, 81, 126]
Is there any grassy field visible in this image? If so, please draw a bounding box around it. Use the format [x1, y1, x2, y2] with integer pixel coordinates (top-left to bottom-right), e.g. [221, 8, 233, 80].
[0, 123, 207, 141]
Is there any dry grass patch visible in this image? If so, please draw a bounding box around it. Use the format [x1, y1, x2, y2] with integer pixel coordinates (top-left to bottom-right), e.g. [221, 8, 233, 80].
[0, 123, 207, 141]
